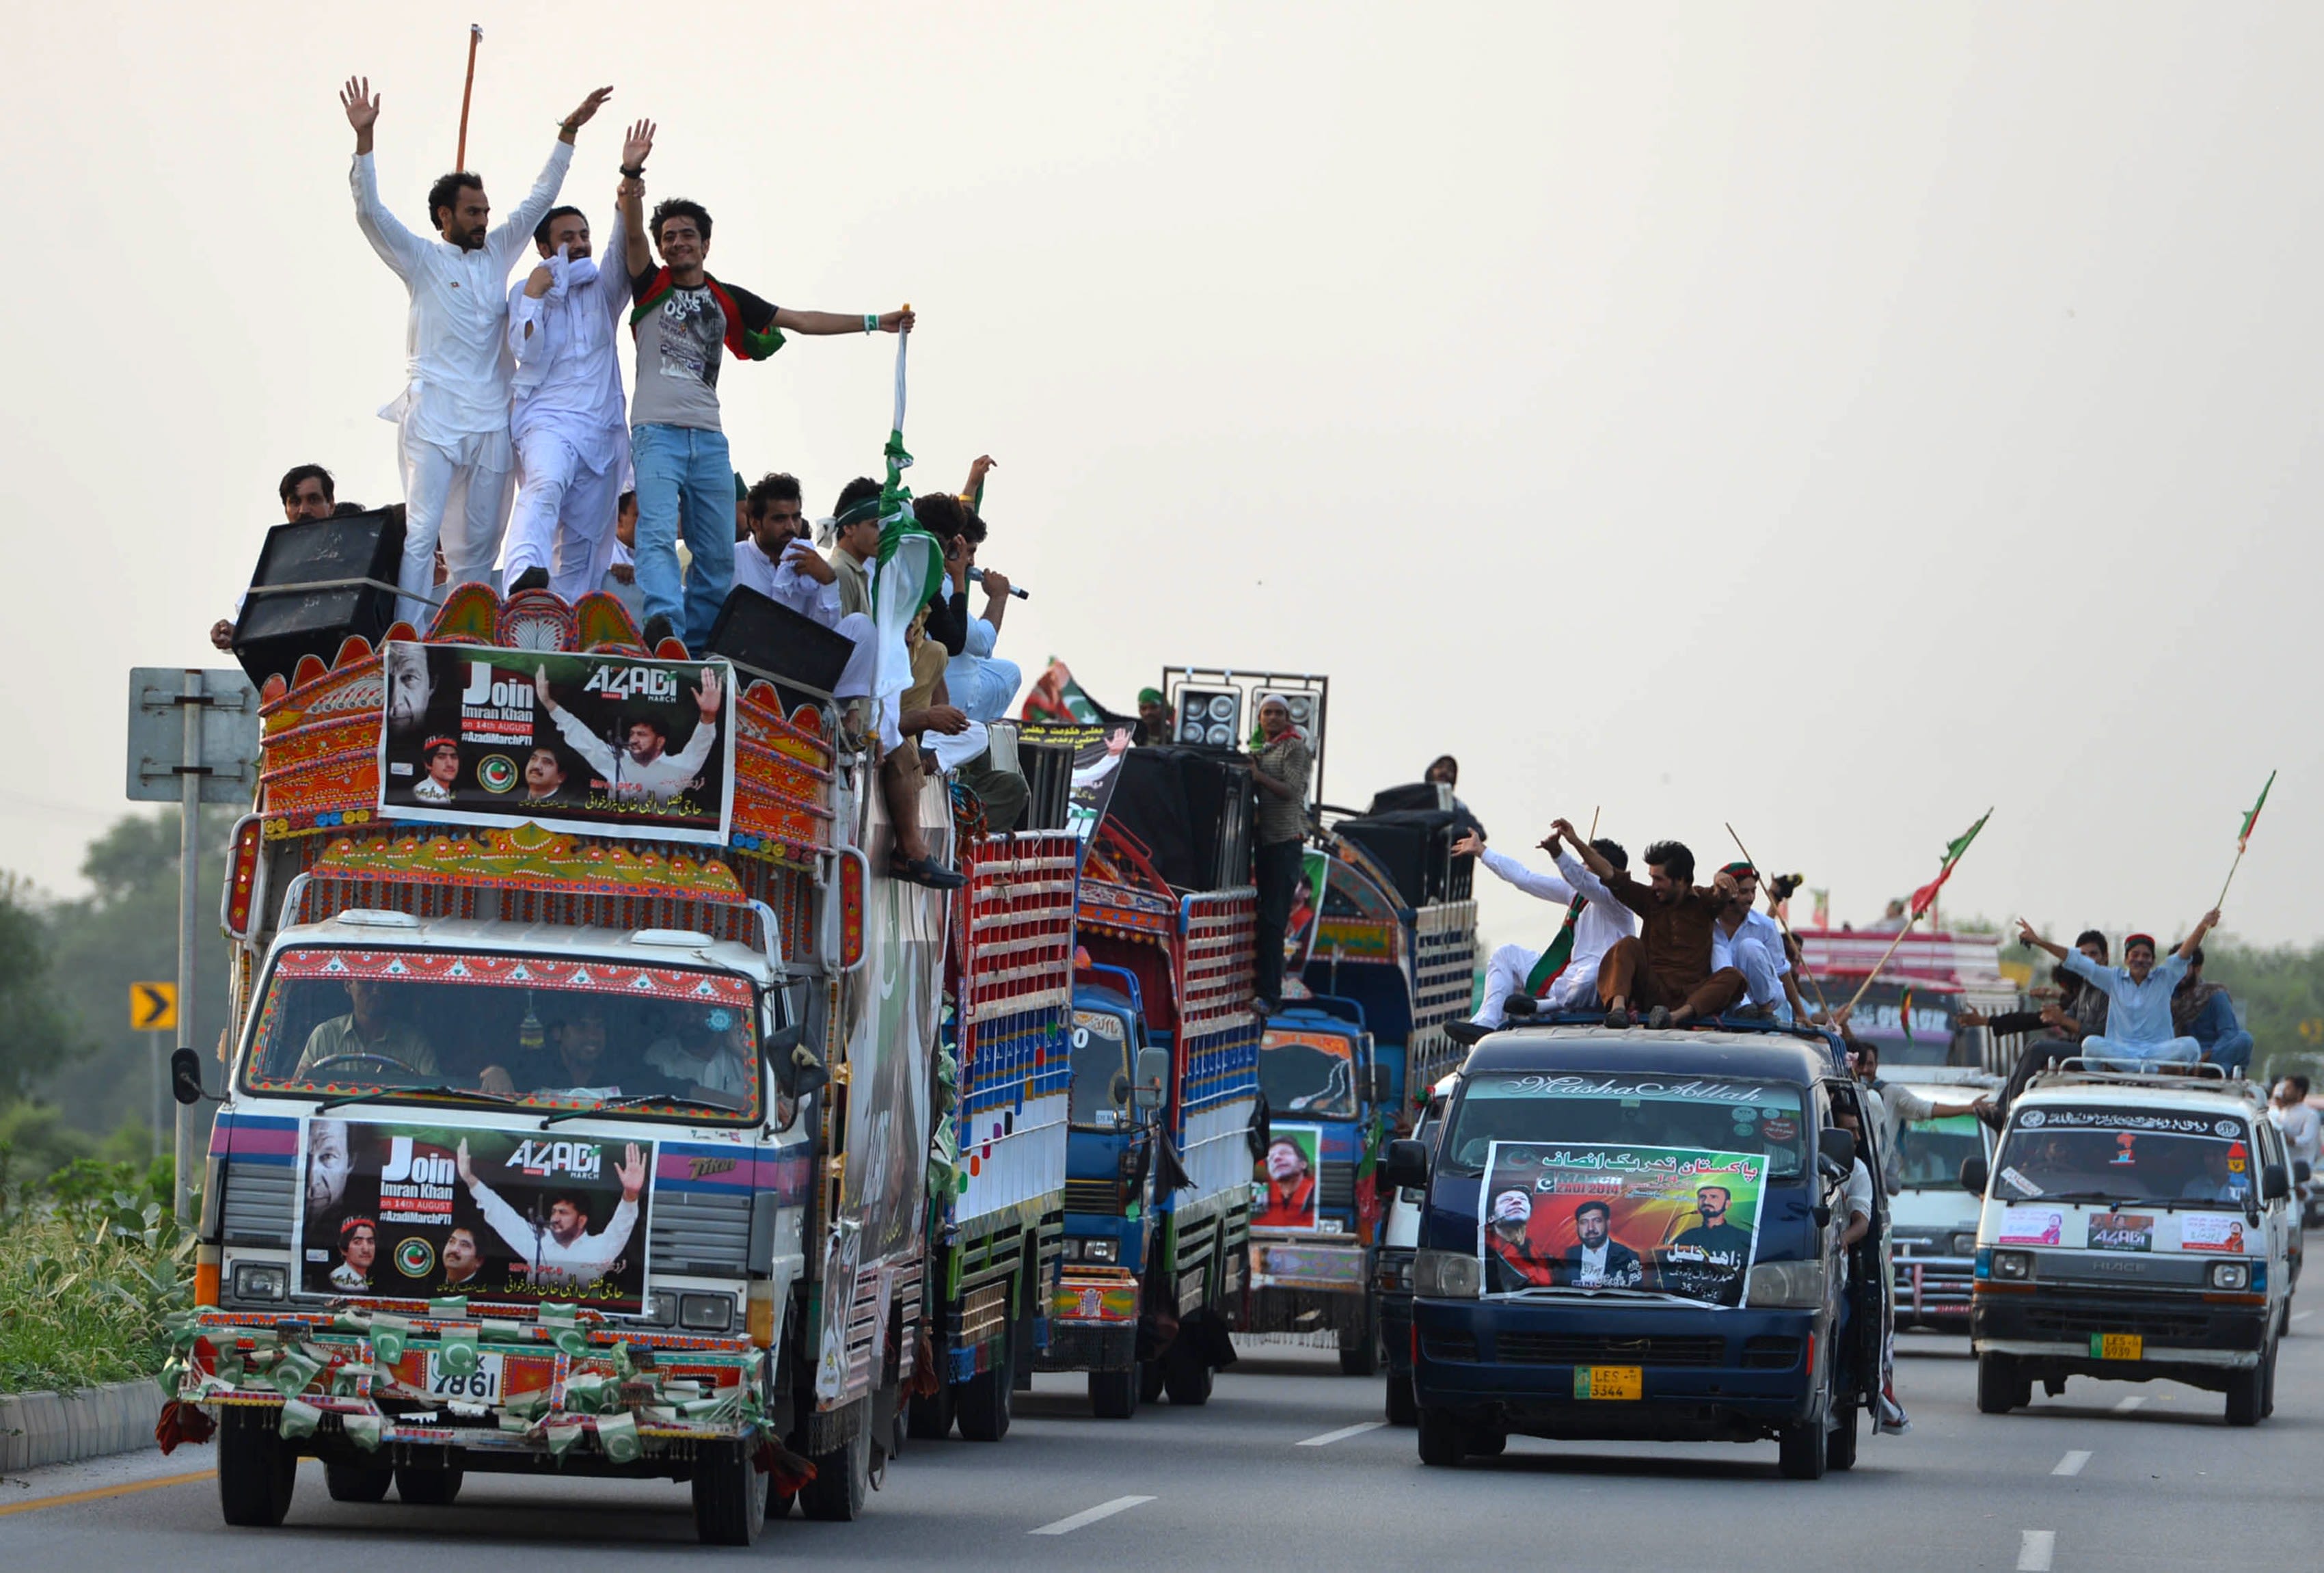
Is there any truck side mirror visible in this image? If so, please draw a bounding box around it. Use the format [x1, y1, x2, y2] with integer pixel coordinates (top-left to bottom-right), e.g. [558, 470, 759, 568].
[1134, 1047, 1170, 1110]
[1818, 1127, 1856, 1173]
[2262, 1163, 2291, 1202]
[170, 1047, 207, 1105]
[1381, 1138, 1429, 1192]
[1362, 1064, 1393, 1103]
[764, 981, 826, 1100]
[1959, 1155, 1990, 1197]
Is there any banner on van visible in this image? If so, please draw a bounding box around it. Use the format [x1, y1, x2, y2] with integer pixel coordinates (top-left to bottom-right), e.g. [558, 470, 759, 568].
[295, 1118, 655, 1312]
[1476, 1142, 1767, 1307]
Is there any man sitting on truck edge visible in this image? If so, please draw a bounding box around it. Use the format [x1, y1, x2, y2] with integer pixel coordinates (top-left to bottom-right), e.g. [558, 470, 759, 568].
[1448, 824, 1637, 1044]
[2016, 911, 2221, 1068]
[1552, 822, 1746, 1030]
[1710, 863, 1808, 1024]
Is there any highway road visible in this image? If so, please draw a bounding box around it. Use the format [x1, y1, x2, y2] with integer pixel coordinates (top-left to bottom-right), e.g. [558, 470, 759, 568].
[6, 1326, 2320, 1570]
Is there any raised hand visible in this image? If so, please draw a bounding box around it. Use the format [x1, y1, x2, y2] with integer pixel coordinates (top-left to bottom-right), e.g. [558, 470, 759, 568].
[560, 85, 616, 140]
[2014, 916, 2040, 946]
[1450, 830, 1484, 858]
[621, 118, 656, 171]
[694, 666, 724, 718]
[878, 306, 917, 334]
[340, 77, 381, 152]
[618, 1141, 647, 1200]
[455, 1138, 474, 1186]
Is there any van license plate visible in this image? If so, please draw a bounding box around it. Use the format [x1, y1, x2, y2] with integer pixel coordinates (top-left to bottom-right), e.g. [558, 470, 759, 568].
[2089, 1333, 2142, 1362]
[1573, 1365, 1642, 1400]
[424, 1351, 505, 1401]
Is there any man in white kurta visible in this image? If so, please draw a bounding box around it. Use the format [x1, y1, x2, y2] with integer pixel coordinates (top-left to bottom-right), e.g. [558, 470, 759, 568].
[456, 1137, 644, 1289]
[532, 663, 723, 806]
[501, 202, 633, 600]
[340, 77, 611, 626]
[1454, 828, 1639, 1027]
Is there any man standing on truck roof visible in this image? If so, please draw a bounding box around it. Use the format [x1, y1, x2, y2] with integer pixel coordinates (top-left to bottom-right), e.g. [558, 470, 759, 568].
[1447, 826, 1637, 1044]
[455, 1137, 646, 1289]
[1246, 695, 1314, 1017]
[1553, 822, 1746, 1030]
[2016, 912, 2221, 1067]
[341, 75, 615, 628]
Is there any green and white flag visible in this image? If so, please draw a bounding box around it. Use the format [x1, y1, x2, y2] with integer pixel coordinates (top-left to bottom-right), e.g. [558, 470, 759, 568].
[865, 327, 945, 721]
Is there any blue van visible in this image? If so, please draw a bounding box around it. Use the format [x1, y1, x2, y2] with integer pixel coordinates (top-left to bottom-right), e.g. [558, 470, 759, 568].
[1390, 1021, 1889, 1479]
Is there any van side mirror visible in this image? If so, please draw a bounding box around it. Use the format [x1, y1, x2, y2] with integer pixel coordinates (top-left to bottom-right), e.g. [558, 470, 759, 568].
[1818, 1127, 1856, 1173]
[1959, 1155, 1990, 1197]
[1134, 1047, 1170, 1110]
[2297, 1159, 2314, 1186]
[1382, 1138, 1429, 1192]
[1362, 1064, 1393, 1103]
[170, 1047, 207, 1105]
[2262, 1163, 2291, 1202]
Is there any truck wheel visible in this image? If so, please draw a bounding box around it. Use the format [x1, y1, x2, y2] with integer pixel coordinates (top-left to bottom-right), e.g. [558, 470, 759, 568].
[1777, 1419, 1828, 1479]
[1162, 1344, 1213, 1406]
[956, 1332, 1014, 1442]
[2263, 1339, 2279, 1418]
[1338, 1323, 1380, 1377]
[690, 1438, 768, 1545]
[1826, 1402, 1860, 1472]
[323, 1462, 393, 1503]
[1089, 1364, 1140, 1419]
[799, 1421, 871, 1520]
[1415, 1406, 1465, 1468]
[906, 1381, 955, 1441]
[1385, 1372, 1418, 1427]
[1139, 1359, 1167, 1405]
[1975, 1354, 2028, 1414]
[216, 1407, 297, 1527]
[394, 1463, 464, 1506]
[2226, 1354, 2267, 1427]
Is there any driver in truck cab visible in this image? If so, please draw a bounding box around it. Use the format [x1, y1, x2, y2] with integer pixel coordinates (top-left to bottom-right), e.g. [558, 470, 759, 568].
[294, 979, 440, 1079]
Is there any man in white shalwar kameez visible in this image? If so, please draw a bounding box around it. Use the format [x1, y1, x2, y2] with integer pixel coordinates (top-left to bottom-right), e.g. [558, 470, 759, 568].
[1450, 826, 1639, 1040]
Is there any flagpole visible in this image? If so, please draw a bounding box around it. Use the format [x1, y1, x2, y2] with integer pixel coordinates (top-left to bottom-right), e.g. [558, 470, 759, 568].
[1839, 915, 1922, 1019]
[455, 24, 482, 171]
[1725, 822, 1835, 1020]
[2215, 845, 2246, 912]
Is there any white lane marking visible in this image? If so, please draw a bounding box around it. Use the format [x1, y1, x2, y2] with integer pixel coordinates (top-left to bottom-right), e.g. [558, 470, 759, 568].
[2018, 1530, 2057, 1571]
[1298, 1421, 1387, 1447]
[2294, 1310, 2313, 1323]
[1030, 1495, 1155, 1535]
[2052, 1450, 2090, 1477]
[2113, 1395, 2146, 1413]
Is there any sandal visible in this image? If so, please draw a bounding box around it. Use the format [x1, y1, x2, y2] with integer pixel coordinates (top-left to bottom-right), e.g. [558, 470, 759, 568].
[889, 852, 964, 890]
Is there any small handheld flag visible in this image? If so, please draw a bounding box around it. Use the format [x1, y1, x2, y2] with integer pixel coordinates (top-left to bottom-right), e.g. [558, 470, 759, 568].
[2238, 770, 2275, 853]
[1908, 808, 1992, 920]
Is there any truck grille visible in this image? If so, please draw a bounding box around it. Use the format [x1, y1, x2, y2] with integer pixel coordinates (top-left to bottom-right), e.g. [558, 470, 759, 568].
[1496, 1333, 1725, 1368]
[221, 1160, 295, 1246]
[1317, 1161, 1355, 1213]
[1740, 1336, 1802, 1369]
[1422, 1331, 1480, 1362]
[645, 1189, 752, 1275]
[1064, 1177, 1122, 1216]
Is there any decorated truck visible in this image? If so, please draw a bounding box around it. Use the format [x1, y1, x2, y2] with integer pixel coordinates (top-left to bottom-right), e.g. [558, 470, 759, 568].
[167, 584, 949, 1544]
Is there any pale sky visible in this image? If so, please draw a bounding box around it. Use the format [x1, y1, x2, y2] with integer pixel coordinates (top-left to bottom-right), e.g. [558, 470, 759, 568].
[5, 2, 2320, 958]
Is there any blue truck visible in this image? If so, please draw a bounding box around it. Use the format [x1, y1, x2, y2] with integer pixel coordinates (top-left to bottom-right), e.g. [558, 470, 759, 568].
[1392, 1018, 1892, 1479]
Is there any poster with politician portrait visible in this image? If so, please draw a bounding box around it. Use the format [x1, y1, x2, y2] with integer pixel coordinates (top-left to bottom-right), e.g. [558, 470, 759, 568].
[1253, 1123, 1324, 1231]
[1477, 1142, 1767, 1306]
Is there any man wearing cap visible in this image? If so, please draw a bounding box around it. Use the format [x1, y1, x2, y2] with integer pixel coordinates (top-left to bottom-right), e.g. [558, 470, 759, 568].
[1710, 863, 1807, 1023]
[1447, 824, 1638, 1044]
[1244, 695, 1312, 1016]
[2016, 911, 2221, 1067]
[1135, 688, 1173, 746]
[412, 737, 461, 803]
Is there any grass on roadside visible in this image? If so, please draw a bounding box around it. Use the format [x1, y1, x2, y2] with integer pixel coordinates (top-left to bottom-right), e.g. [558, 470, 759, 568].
[0, 1176, 193, 1395]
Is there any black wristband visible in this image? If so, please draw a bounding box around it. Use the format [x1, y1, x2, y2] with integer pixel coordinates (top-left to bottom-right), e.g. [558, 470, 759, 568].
[619, 165, 644, 178]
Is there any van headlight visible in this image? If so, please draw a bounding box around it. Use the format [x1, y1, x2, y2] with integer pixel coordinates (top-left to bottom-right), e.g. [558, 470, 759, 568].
[2210, 1261, 2250, 1291]
[1990, 1250, 2034, 1281]
[1745, 1259, 1826, 1308]
[1412, 1250, 1480, 1299]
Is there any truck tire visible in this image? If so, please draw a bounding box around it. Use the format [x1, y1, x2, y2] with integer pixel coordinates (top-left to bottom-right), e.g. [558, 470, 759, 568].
[1338, 1321, 1379, 1377]
[323, 1462, 393, 1503]
[906, 1380, 954, 1441]
[799, 1421, 871, 1520]
[394, 1462, 464, 1506]
[690, 1438, 768, 1545]
[1385, 1372, 1418, 1427]
[2226, 1353, 2267, 1427]
[1139, 1359, 1167, 1405]
[956, 1330, 1014, 1442]
[1777, 1419, 1828, 1479]
[216, 1407, 297, 1527]
[1415, 1406, 1465, 1468]
[1089, 1364, 1139, 1419]
[1975, 1354, 2029, 1414]
[1826, 1402, 1860, 1472]
[1162, 1343, 1213, 1406]
[2263, 1339, 2279, 1419]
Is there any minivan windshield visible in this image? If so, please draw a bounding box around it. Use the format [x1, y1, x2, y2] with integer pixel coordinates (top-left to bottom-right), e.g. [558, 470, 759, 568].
[241, 947, 760, 1122]
[1892, 1110, 1987, 1190]
[1993, 1105, 2255, 1206]
[1260, 1027, 1358, 1120]
[1444, 1073, 1808, 1181]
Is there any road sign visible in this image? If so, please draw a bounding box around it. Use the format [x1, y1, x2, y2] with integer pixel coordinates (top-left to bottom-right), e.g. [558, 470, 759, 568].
[131, 981, 179, 1032]
[125, 667, 261, 805]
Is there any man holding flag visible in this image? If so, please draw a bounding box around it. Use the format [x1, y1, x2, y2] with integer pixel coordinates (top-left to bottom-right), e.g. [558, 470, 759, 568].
[1448, 826, 1638, 1043]
[2017, 912, 2221, 1068]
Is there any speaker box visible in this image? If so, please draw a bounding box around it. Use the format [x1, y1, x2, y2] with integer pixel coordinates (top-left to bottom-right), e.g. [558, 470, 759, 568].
[230, 508, 407, 685]
[705, 586, 859, 710]
[1103, 747, 1254, 893]
[1017, 740, 1075, 832]
[1366, 781, 1451, 816]
[1334, 808, 1471, 907]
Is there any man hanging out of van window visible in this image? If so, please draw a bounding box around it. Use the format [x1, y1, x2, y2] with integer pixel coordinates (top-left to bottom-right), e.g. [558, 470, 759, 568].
[1552, 821, 1745, 1030]
[2015, 911, 2221, 1068]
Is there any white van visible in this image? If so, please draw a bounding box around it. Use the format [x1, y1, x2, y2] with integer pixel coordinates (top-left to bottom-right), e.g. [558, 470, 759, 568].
[1966, 1063, 2297, 1425]
[1883, 1069, 1999, 1332]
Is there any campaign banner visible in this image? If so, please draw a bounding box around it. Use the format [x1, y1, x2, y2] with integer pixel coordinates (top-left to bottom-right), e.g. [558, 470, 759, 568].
[1477, 1142, 1768, 1306]
[1254, 1123, 1324, 1231]
[296, 1117, 655, 1312]
[378, 641, 736, 844]
[1019, 723, 1133, 842]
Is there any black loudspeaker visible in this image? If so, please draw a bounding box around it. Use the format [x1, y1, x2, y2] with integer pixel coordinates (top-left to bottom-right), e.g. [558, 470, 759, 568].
[1104, 747, 1254, 893]
[1018, 740, 1075, 831]
[1334, 809, 1468, 907]
[230, 508, 407, 685]
[1366, 781, 1449, 816]
[705, 586, 858, 709]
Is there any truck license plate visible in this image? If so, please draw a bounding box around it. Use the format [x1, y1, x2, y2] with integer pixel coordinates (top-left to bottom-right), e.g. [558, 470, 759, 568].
[2090, 1333, 2142, 1362]
[1573, 1365, 1642, 1400]
[423, 1350, 505, 1401]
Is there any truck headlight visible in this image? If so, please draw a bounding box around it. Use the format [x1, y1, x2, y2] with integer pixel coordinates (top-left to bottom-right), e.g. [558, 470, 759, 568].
[679, 1292, 735, 1331]
[1060, 1238, 1083, 1261]
[1083, 1238, 1119, 1265]
[1950, 1233, 1979, 1256]
[1745, 1259, 1826, 1308]
[2210, 1261, 2250, 1291]
[1990, 1250, 2033, 1281]
[1412, 1250, 1480, 1299]
[231, 1261, 287, 1302]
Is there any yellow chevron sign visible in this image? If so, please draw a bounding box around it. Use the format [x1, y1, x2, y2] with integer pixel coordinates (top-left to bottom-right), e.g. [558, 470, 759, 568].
[131, 982, 178, 1032]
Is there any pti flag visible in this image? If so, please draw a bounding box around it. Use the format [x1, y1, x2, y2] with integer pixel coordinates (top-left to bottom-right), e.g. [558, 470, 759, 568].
[2238, 770, 2275, 852]
[1909, 808, 1992, 920]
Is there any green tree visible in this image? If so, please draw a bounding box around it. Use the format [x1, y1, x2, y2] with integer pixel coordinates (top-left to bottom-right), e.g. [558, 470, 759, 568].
[0, 874, 85, 1101]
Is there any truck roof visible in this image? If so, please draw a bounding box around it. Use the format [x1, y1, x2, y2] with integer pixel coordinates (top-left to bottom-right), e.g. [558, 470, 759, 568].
[1459, 1025, 1841, 1087]
[273, 910, 773, 978]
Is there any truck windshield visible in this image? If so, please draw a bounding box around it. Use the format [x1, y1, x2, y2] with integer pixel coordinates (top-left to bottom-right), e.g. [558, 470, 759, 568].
[1260, 1027, 1357, 1120]
[1893, 1110, 1986, 1190]
[1069, 1008, 1135, 1128]
[241, 947, 760, 1122]
[1444, 1072, 1807, 1182]
[1993, 1105, 2255, 1205]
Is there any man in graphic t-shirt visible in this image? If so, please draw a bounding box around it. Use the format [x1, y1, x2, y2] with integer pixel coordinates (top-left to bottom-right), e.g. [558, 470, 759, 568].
[614, 121, 915, 649]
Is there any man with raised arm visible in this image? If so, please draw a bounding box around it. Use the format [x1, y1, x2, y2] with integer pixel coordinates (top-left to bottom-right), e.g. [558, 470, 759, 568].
[1447, 824, 1638, 1045]
[2016, 912, 2221, 1068]
[615, 124, 915, 649]
[342, 75, 613, 628]
[500, 121, 656, 604]
[1553, 819, 1746, 1030]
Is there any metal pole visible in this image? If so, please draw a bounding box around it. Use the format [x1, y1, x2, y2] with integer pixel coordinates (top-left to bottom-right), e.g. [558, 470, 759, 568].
[150, 1029, 163, 1159]
[176, 669, 200, 1224]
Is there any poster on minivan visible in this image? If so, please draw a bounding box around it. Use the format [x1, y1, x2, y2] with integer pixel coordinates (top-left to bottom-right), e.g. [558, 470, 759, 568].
[295, 1117, 655, 1312]
[1477, 1142, 1766, 1306]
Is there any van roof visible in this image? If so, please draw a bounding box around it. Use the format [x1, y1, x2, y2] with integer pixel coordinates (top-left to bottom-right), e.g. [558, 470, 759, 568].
[2018, 1067, 2270, 1114]
[1459, 1025, 1842, 1086]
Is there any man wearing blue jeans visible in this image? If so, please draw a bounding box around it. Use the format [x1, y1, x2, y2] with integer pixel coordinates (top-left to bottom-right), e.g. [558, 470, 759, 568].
[2018, 911, 2222, 1067]
[614, 118, 913, 647]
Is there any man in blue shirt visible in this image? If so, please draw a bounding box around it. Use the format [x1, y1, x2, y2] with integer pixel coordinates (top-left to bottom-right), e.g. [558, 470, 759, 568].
[2016, 911, 2221, 1068]
[2173, 945, 2256, 1077]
